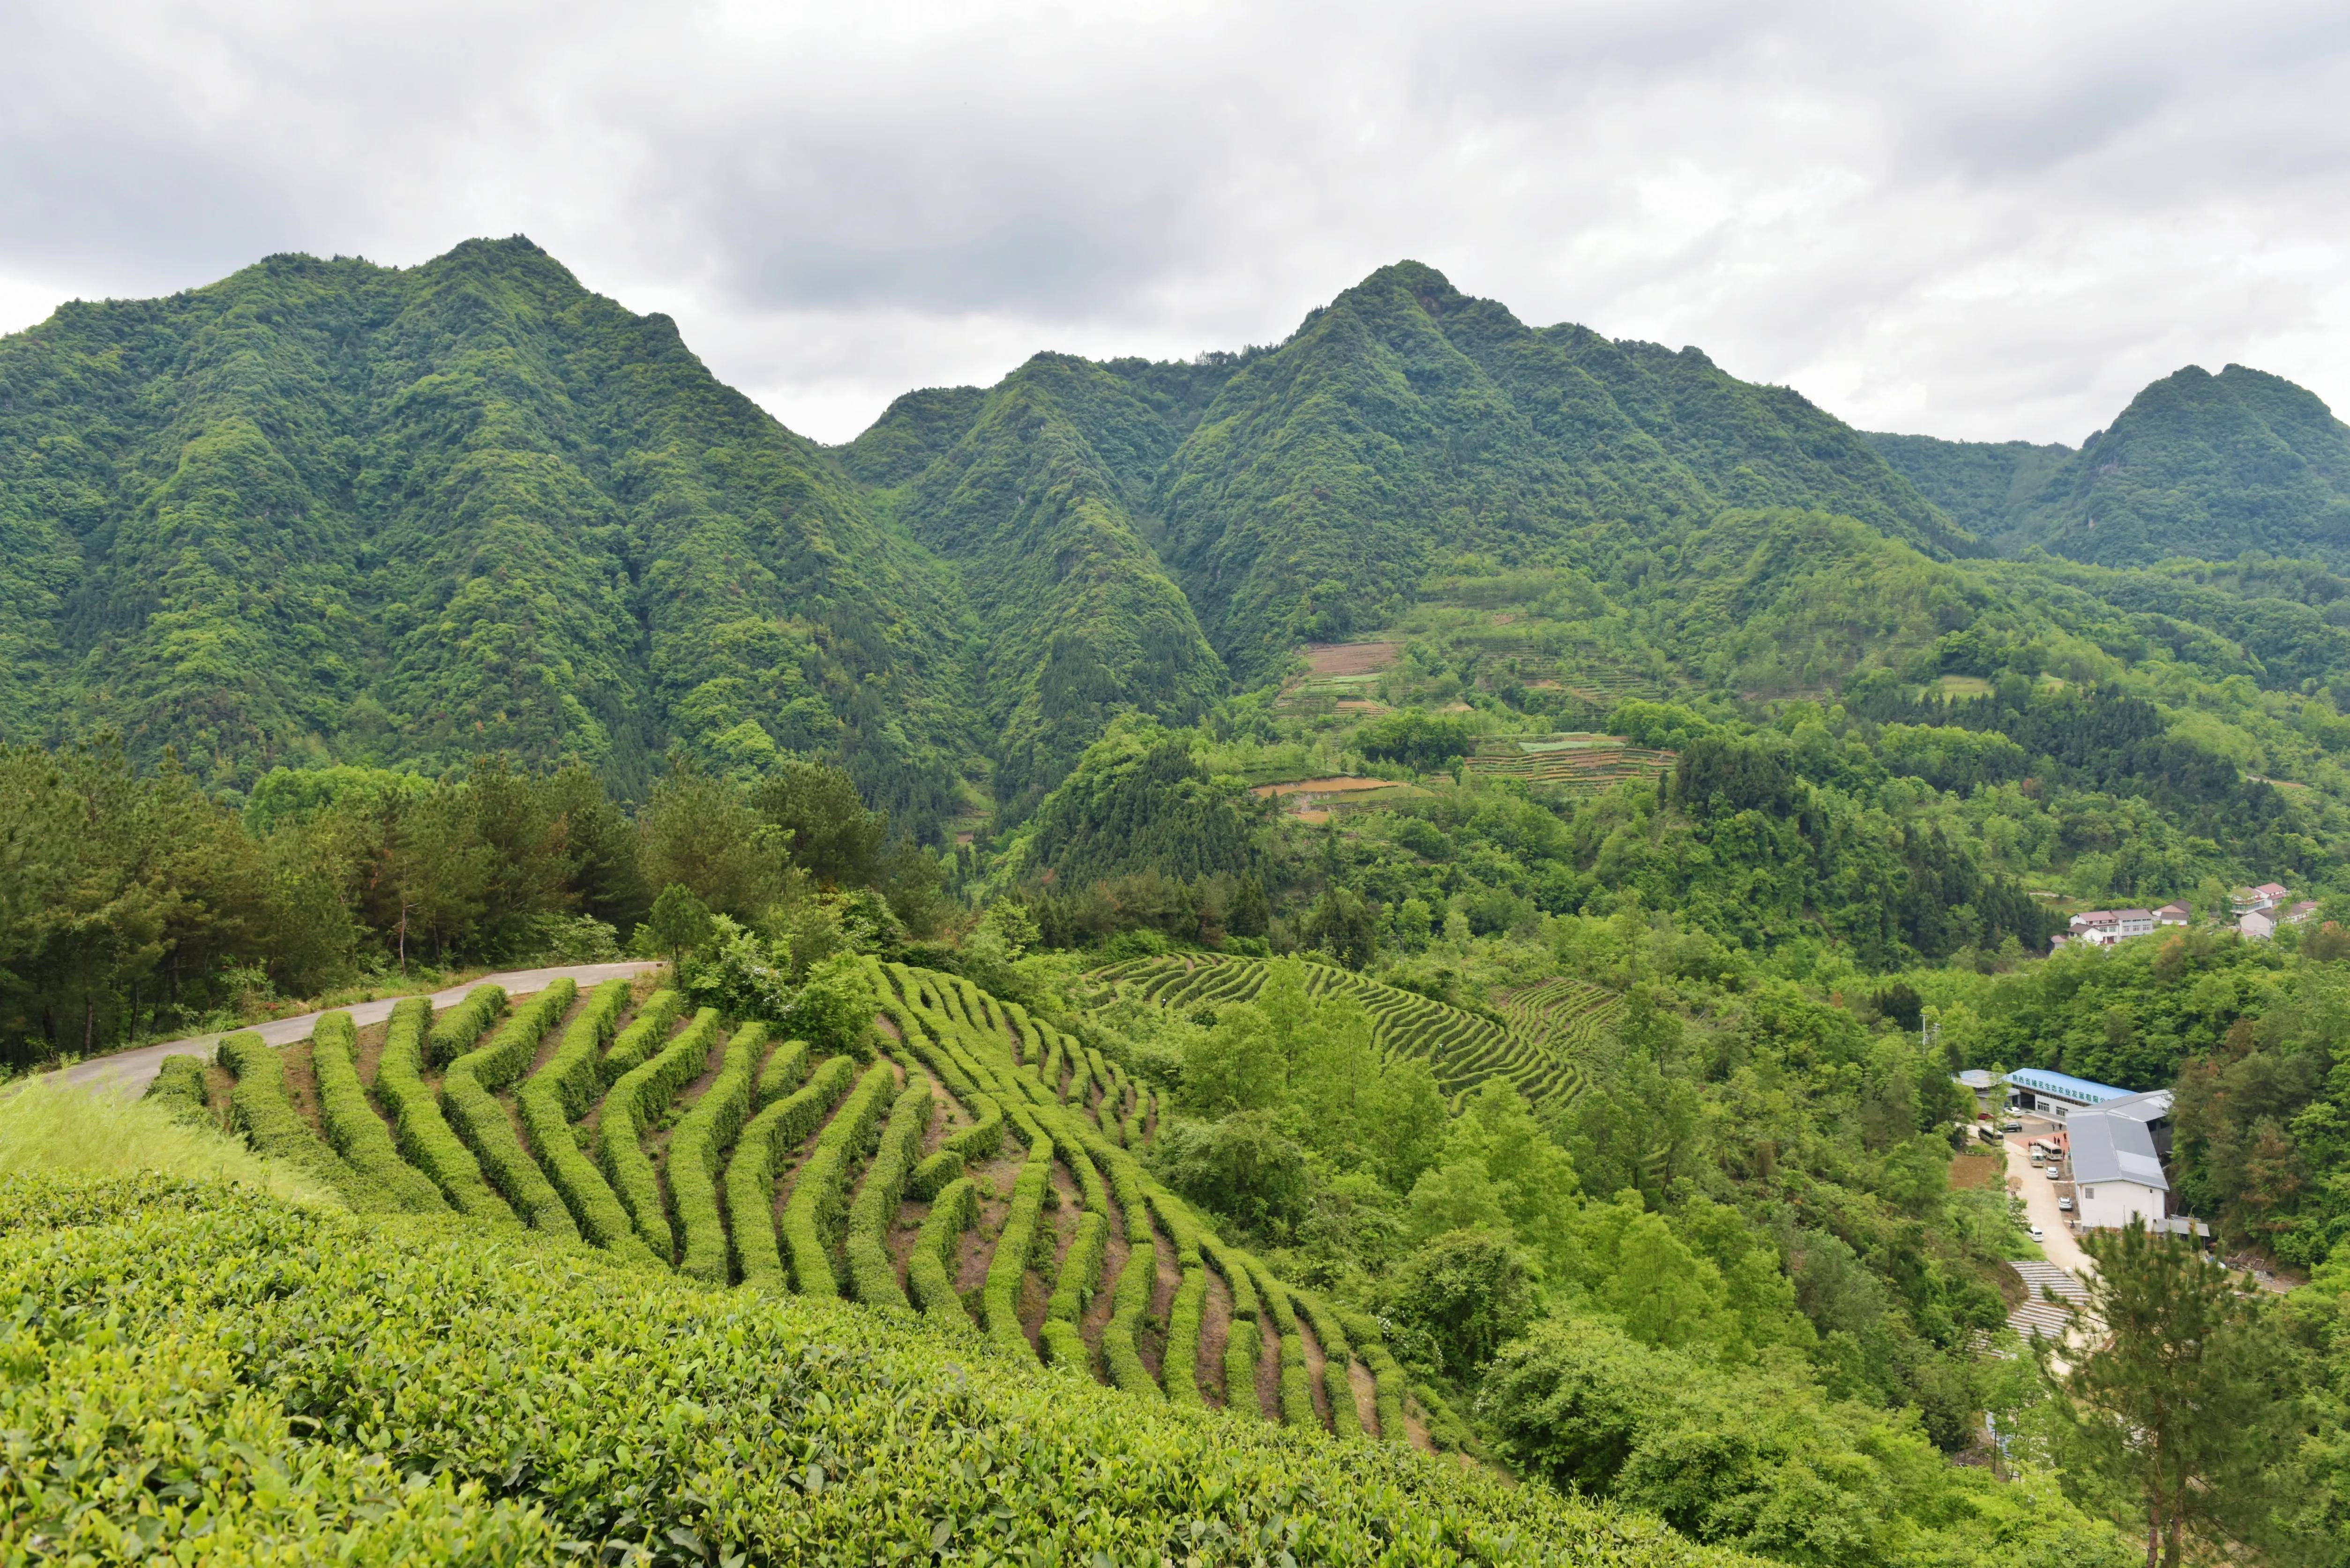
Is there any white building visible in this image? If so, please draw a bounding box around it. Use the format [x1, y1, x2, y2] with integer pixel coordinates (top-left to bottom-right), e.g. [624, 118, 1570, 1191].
[2242, 908, 2277, 941]
[2155, 901, 2191, 927]
[2068, 909, 2156, 946]
[2069, 1091, 2174, 1230]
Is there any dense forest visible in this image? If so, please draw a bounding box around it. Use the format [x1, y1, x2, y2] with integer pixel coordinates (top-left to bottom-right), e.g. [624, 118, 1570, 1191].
[10, 244, 2350, 1566]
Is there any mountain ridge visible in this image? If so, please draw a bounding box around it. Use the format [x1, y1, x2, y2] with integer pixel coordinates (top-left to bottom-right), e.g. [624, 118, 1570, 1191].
[7, 237, 2346, 833]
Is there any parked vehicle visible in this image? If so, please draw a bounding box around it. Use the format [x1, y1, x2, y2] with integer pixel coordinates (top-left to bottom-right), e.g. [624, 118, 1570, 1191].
[2046, 1166, 2063, 1180]
[2001, 1120, 2022, 1132]
[2058, 1197, 2074, 1212]
[2029, 1226, 2045, 1242]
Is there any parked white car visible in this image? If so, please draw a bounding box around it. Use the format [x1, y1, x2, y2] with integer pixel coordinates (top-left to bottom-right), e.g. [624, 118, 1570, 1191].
[2058, 1197, 2074, 1212]
[2029, 1226, 2045, 1242]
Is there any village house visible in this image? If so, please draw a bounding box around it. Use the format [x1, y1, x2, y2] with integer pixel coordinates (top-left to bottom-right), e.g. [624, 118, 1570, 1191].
[2066, 908, 2155, 946]
[2233, 881, 2290, 916]
[2067, 1089, 2176, 1230]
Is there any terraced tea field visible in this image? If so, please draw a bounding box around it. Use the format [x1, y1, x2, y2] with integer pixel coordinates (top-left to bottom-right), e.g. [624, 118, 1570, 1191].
[150, 964, 1465, 1450]
[1462, 733, 1676, 794]
[1090, 954, 1617, 1113]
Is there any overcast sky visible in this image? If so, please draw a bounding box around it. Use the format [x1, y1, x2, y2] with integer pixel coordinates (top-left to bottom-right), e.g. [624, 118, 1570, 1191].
[4, 0, 2346, 446]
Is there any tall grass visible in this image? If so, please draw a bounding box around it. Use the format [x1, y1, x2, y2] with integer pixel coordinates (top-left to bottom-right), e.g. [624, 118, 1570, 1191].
[0, 1079, 335, 1206]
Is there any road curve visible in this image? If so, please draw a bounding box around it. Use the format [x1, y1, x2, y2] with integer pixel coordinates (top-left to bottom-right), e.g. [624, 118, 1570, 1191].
[48, 962, 666, 1098]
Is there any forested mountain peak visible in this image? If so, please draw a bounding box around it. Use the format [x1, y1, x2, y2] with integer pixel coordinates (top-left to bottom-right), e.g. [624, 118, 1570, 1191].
[15, 240, 2336, 845]
[1872, 362, 2350, 568]
[0, 237, 977, 820]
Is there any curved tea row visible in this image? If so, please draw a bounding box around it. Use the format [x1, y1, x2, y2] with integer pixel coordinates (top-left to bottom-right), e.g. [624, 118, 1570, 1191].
[156, 963, 1476, 1453]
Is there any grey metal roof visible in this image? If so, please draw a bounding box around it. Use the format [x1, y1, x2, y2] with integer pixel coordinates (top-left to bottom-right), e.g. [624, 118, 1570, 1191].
[2088, 1088, 2172, 1124]
[2070, 1107, 2169, 1191]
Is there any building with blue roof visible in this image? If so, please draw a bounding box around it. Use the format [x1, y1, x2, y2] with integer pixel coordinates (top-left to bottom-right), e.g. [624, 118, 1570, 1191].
[2005, 1066, 2137, 1118]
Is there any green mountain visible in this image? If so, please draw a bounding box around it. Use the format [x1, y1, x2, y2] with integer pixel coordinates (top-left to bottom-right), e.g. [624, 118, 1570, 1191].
[1873, 364, 2350, 567]
[23, 242, 2349, 838]
[852, 354, 1230, 818]
[1863, 432, 2071, 538]
[3, 243, 1993, 825]
[0, 238, 975, 826]
[1151, 263, 1971, 679]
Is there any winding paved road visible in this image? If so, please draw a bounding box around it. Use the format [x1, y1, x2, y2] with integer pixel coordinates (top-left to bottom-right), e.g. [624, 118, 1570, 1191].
[48, 962, 664, 1098]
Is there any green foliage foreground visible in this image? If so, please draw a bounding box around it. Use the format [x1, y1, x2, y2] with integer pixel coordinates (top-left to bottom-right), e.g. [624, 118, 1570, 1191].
[0, 1172, 1744, 1567]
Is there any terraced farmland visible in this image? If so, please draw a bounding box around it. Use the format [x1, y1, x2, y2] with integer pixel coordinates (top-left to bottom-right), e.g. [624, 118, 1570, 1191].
[1462, 732, 1676, 794]
[1091, 954, 1615, 1113]
[150, 964, 1462, 1450]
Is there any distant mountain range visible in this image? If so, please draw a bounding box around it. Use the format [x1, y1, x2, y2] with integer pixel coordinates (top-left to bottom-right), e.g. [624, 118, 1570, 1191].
[4, 238, 2346, 831]
[1868, 364, 2350, 566]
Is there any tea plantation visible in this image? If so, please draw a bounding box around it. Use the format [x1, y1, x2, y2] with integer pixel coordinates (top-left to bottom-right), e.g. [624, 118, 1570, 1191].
[127, 963, 1534, 1450]
[1091, 954, 1612, 1112]
[0, 1170, 1750, 1565]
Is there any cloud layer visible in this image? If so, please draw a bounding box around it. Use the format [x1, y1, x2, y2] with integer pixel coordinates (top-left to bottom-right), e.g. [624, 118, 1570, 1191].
[5, 0, 2346, 445]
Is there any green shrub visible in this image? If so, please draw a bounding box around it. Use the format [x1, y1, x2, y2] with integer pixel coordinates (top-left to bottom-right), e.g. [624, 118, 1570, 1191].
[780, 1061, 898, 1298]
[1278, 1332, 1319, 1430]
[908, 1174, 979, 1329]
[1100, 1235, 1161, 1399]
[844, 1079, 935, 1309]
[669, 1023, 770, 1283]
[308, 1012, 445, 1213]
[599, 989, 685, 1086]
[597, 1008, 720, 1262]
[216, 1031, 388, 1213]
[442, 980, 579, 1238]
[727, 1054, 858, 1290]
[907, 1147, 963, 1200]
[1337, 1306, 1411, 1446]
[516, 1073, 653, 1263]
[1245, 1262, 1319, 1429]
[1297, 1290, 1362, 1438]
[536, 978, 634, 1119]
[4, 1173, 1720, 1567]
[1146, 1188, 1204, 1265]
[1041, 1035, 1067, 1098]
[942, 1092, 1004, 1162]
[983, 1146, 1055, 1356]
[372, 998, 518, 1225]
[1040, 1318, 1092, 1372]
[1045, 1210, 1108, 1325]
[1224, 1318, 1264, 1419]
[514, 985, 648, 1260]
[1412, 1380, 1484, 1457]
[426, 984, 507, 1067]
[141, 1054, 212, 1127]
[1204, 1236, 1260, 1322]
[1062, 1138, 1111, 1216]
[756, 1038, 811, 1105]
[1164, 1263, 1208, 1407]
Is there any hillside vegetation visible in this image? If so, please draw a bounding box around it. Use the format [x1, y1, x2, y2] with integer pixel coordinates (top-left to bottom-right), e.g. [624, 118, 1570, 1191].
[3, 1169, 1740, 1566]
[134, 965, 1468, 1448]
[82, 943, 2169, 1568]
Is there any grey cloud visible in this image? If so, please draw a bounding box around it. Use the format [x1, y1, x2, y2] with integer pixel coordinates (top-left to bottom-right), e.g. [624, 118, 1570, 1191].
[0, 0, 2345, 444]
